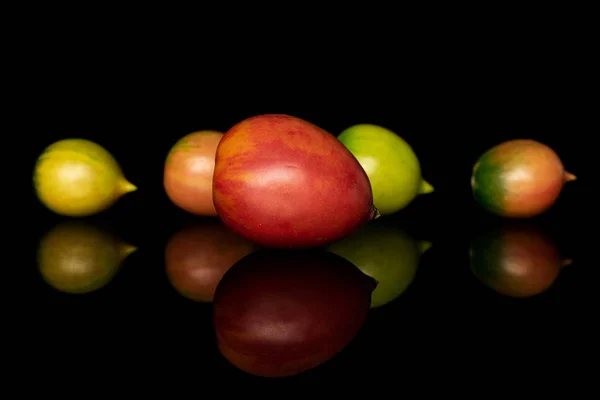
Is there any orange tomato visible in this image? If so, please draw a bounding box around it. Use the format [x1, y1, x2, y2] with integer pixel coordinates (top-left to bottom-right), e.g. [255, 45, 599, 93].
[164, 130, 223, 216]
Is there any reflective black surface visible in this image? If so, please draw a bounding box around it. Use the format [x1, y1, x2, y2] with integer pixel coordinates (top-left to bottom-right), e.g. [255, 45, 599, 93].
[25, 196, 594, 384]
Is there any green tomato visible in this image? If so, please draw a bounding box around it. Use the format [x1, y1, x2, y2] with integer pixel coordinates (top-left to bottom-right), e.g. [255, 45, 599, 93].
[327, 221, 431, 308]
[338, 124, 433, 215]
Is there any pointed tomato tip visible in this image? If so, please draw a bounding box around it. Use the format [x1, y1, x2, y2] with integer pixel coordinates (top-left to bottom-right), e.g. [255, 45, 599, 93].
[120, 244, 138, 258]
[119, 179, 138, 194]
[564, 171, 577, 182]
[419, 179, 434, 194]
[418, 241, 432, 254]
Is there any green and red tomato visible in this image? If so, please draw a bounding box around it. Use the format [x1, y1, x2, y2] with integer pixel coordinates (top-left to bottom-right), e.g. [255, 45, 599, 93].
[471, 139, 576, 218]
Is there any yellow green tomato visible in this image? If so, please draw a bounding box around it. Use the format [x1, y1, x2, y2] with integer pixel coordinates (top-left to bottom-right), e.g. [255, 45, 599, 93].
[33, 138, 137, 216]
[338, 124, 433, 215]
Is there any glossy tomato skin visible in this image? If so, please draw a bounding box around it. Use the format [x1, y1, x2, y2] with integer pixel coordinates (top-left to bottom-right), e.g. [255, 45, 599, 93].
[213, 114, 376, 248]
[471, 139, 576, 218]
[164, 130, 223, 216]
[213, 250, 375, 377]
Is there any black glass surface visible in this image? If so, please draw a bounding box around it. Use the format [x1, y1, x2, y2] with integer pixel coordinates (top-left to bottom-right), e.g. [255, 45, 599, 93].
[25, 101, 594, 386]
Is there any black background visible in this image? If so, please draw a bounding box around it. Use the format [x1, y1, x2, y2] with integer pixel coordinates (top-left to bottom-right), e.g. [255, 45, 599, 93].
[19, 19, 596, 388]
